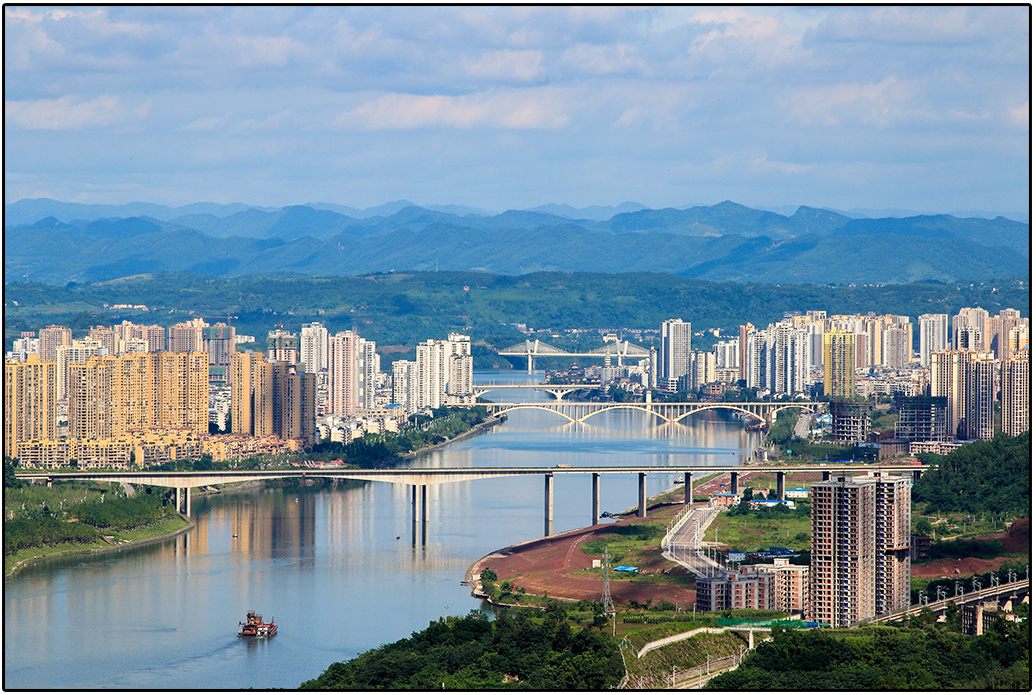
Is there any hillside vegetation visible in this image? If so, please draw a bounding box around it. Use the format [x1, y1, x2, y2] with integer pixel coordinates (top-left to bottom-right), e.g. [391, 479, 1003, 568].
[299, 607, 624, 690]
[912, 432, 1030, 516]
[4, 271, 1028, 357]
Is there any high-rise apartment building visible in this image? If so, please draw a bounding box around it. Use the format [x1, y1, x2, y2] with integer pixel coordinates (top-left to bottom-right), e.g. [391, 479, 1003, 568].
[299, 322, 329, 374]
[965, 355, 997, 441]
[659, 319, 693, 390]
[874, 475, 912, 616]
[738, 322, 755, 382]
[39, 325, 72, 363]
[267, 329, 299, 365]
[67, 352, 209, 441]
[230, 351, 276, 438]
[201, 323, 236, 384]
[88, 325, 119, 355]
[4, 356, 57, 459]
[415, 333, 472, 409]
[392, 360, 417, 413]
[167, 319, 206, 353]
[810, 473, 911, 626]
[328, 331, 360, 415]
[823, 330, 856, 399]
[1001, 351, 1030, 437]
[929, 349, 974, 439]
[274, 361, 316, 446]
[952, 307, 989, 351]
[757, 558, 810, 616]
[686, 350, 716, 391]
[882, 324, 912, 369]
[893, 395, 948, 442]
[327, 331, 378, 414]
[918, 314, 948, 368]
[56, 339, 107, 400]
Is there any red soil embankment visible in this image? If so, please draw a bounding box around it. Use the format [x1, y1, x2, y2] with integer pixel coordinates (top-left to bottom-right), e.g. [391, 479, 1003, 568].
[912, 518, 1029, 580]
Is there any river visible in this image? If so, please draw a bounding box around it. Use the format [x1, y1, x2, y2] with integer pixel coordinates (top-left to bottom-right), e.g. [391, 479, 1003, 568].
[3, 371, 762, 689]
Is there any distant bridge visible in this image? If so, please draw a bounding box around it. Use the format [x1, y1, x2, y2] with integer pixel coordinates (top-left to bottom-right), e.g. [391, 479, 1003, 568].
[498, 339, 651, 371]
[481, 400, 823, 425]
[16, 462, 928, 536]
[472, 384, 592, 400]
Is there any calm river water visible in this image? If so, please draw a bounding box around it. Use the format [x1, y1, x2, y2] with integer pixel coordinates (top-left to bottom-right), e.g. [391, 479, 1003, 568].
[4, 371, 762, 689]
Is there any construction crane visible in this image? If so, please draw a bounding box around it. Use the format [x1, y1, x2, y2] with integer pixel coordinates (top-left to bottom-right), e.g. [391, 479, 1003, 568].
[196, 314, 238, 325]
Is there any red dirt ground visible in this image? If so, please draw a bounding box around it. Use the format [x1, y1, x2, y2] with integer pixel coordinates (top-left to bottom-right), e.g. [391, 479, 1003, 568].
[911, 518, 1030, 580]
[469, 509, 699, 608]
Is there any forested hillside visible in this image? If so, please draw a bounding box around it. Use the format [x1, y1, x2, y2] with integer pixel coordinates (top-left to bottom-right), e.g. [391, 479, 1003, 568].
[299, 607, 624, 690]
[707, 620, 1029, 690]
[4, 272, 1028, 358]
[912, 432, 1030, 516]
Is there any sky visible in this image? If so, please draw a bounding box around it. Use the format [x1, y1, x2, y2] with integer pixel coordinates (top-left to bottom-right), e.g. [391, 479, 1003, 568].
[3, 6, 1030, 215]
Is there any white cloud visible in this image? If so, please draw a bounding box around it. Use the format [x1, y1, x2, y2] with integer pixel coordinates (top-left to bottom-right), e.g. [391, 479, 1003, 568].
[1008, 102, 1029, 125]
[811, 6, 1024, 44]
[337, 89, 569, 130]
[181, 113, 232, 132]
[463, 50, 544, 82]
[784, 77, 910, 127]
[5, 95, 122, 130]
[558, 43, 643, 76]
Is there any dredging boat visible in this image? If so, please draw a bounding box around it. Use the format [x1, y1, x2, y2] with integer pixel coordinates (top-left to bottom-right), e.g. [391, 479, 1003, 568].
[238, 611, 277, 638]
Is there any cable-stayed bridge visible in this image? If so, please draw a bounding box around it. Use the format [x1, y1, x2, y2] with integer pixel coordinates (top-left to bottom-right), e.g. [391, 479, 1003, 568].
[498, 339, 651, 371]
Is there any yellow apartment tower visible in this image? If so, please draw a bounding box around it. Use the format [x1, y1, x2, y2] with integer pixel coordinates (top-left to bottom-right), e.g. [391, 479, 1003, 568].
[4, 356, 57, 459]
[67, 352, 209, 440]
[823, 329, 856, 399]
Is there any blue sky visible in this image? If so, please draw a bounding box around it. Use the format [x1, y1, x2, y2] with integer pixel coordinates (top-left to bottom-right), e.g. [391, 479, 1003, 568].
[4, 6, 1030, 215]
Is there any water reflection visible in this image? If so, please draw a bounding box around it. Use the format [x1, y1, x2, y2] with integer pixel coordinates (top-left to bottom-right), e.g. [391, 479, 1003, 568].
[5, 370, 762, 690]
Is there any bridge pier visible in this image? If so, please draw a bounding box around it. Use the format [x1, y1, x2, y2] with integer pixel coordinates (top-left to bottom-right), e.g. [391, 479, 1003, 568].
[545, 474, 554, 536]
[822, 471, 831, 481]
[421, 485, 428, 545]
[638, 473, 647, 517]
[592, 473, 600, 526]
[913, 470, 922, 483]
[176, 487, 181, 513]
[730, 472, 738, 495]
[684, 472, 693, 505]
[186, 487, 191, 518]
[776, 472, 785, 500]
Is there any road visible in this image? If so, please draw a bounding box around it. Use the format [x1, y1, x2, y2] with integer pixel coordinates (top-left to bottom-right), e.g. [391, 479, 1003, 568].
[793, 413, 811, 439]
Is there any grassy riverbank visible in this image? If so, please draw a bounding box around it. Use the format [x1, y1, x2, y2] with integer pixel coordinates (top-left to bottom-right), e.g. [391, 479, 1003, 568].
[4, 463, 194, 578]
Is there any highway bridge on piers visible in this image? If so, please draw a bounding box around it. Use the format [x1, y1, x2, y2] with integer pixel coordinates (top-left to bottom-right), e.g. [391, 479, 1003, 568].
[16, 462, 929, 537]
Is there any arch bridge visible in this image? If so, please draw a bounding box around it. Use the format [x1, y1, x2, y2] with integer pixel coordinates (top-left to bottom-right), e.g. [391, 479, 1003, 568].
[498, 339, 652, 372]
[481, 400, 822, 425]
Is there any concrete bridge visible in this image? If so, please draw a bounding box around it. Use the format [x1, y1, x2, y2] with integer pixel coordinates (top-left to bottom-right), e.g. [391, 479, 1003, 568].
[16, 462, 928, 537]
[471, 384, 592, 400]
[498, 339, 651, 371]
[873, 577, 1030, 626]
[480, 400, 823, 426]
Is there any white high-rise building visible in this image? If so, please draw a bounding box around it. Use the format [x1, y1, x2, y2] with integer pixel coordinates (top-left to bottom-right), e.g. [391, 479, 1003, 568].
[659, 319, 693, 390]
[713, 339, 739, 370]
[930, 350, 976, 439]
[392, 360, 417, 413]
[966, 355, 997, 441]
[952, 307, 989, 351]
[359, 338, 378, 410]
[687, 350, 716, 391]
[299, 322, 329, 374]
[56, 339, 107, 401]
[882, 324, 912, 369]
[919, 314, 948, 368]
[415, 333, 472, 409]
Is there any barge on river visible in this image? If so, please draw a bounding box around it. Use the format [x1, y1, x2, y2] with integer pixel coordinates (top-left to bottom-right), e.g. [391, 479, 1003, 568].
[238, 611, 277, 638]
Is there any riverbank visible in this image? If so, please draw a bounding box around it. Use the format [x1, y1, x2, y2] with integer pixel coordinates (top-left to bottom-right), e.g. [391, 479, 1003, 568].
[5, 512, 194, 580]
[468, 484, 699, 608]
[400, 413, 505, 461]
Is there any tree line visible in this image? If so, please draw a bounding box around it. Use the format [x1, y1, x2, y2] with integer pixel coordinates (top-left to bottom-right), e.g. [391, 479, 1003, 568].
[299, 605, 624, 690]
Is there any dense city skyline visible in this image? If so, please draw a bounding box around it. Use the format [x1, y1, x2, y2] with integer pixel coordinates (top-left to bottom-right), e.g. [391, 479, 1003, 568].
[4, 6, 1029, 216]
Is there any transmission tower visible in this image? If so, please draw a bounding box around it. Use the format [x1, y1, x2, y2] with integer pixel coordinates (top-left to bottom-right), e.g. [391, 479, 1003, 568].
[601, 547, 614, 612]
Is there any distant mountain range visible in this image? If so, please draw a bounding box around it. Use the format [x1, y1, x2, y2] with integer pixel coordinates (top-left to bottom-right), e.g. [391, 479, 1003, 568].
[4, 199, 1029, 286]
